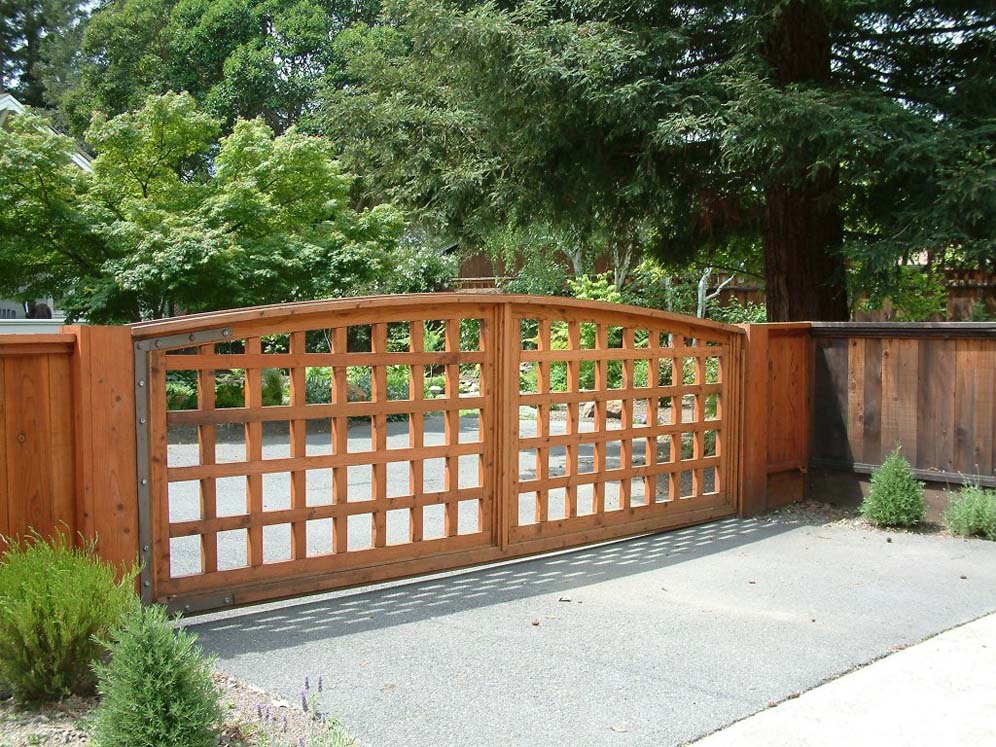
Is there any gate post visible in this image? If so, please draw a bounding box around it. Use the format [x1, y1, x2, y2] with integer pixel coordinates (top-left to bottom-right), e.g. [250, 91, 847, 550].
[63, 325, 140, 572]
[740, 323, 769, 516]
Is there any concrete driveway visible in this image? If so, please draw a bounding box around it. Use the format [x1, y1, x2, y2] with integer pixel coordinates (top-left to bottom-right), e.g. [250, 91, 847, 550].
[185, 517, 996, 747]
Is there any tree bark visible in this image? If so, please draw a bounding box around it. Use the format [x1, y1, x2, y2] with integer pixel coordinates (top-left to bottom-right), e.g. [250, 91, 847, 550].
[761, 0, 850, 321]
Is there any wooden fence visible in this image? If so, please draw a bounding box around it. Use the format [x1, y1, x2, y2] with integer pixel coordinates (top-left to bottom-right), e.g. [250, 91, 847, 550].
[0, 328, 137, 566]
[810, 323, 996, 487]
[2, 301, 993, 612]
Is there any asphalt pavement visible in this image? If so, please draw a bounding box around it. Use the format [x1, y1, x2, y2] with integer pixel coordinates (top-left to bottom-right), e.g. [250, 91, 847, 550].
[184, 516, 996, 747]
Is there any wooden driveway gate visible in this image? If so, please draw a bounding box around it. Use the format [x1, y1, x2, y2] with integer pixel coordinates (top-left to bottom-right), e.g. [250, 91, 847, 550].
[132, 295, 744, 612]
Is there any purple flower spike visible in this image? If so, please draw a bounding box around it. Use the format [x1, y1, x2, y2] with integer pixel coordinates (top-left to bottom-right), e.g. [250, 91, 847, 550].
[256, 703, 263, 720]
[304, 675, 310, 691]
[318, 675, 323, 692]
[301, 691, 309, 712]
[282, 716, 288, 733]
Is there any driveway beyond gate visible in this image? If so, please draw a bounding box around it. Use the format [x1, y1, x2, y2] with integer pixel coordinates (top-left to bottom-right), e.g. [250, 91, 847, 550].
[187, 518, 996, 747]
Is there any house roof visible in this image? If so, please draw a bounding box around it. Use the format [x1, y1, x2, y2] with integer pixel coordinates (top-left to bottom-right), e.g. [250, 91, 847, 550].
[0, 92, 93, 173]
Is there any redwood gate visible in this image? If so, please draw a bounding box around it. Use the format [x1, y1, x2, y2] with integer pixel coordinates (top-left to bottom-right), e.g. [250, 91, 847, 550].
[131, 295, 744, 612]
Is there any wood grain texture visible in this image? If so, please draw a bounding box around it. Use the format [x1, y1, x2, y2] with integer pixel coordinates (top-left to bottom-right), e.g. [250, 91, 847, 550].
[134, 297, 744, 612]
[810, 326, 994, 486]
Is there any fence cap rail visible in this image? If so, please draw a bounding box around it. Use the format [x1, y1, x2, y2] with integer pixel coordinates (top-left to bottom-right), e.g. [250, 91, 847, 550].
[811, 321, 996, 339]
[0, 333, 76, 356]
[129, 293, 746, 339]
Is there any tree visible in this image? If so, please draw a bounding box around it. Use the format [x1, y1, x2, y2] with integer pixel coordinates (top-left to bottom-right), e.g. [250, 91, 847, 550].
[58, 0, 380, 137]
[0, 0, 88, 107]
[320, 0, 996, 321]
[0, 93, 404, 322]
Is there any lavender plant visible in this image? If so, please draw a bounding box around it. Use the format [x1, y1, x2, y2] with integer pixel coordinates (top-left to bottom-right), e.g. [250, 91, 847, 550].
[252, 676, 354, 747]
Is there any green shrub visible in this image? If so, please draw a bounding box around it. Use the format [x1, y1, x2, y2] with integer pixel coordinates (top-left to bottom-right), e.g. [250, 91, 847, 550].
[0, 532, 137, 702]
[944, 484, 996, 540]
[306, 366, 333, 404]
[214, 371, 246, 408]
[90, 605, 222, 747]
[860, 447, 926, 527]
[261, 368, 286, 406]
[165, 381, 197, 410]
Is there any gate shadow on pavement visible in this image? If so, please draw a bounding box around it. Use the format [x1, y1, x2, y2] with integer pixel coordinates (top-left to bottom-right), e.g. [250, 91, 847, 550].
[186, 517, 792, 654]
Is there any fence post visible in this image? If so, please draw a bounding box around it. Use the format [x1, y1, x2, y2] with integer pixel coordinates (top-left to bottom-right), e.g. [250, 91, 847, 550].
[63, 325, 139, 570]
[740, 323, 769, 516]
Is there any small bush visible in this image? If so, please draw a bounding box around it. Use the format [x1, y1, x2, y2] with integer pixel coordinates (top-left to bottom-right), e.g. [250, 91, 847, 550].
[261, 368, 286, 406]
[0, 532, 137, 702]
[945, 484, 996, 540]
[860, 447, 925, 527]
[90, 605, 222, 747]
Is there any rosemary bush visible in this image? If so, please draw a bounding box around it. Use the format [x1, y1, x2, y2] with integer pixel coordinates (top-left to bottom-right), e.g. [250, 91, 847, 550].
[860, 447, 925, 527]
[0, 532, 137, 701]
[90, 605, 222, 747]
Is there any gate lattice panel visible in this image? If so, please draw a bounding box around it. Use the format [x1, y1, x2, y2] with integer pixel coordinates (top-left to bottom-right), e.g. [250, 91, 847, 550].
[506, 302, 738, 550]
[133, 296, 743, 612]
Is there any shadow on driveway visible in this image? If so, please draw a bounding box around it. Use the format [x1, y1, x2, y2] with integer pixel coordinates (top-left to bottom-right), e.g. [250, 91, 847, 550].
[187, 517, 786, 650]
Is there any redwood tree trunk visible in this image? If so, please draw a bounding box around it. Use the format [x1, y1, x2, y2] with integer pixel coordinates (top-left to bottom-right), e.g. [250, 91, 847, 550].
[761, 0, 850, 322]
[764, 174, 849, 321]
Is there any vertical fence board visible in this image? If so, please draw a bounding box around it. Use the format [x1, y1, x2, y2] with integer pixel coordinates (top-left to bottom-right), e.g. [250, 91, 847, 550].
[47, 353, 75, 533]
[812, 338, 850, 464]
[4, 355, 54, 538]
[861, 338, 883, 465]
[894, 339, 920, 464]
[0, 360, 7, 537]
[975, 343, 995, 476]
[847, 338, 865, 460]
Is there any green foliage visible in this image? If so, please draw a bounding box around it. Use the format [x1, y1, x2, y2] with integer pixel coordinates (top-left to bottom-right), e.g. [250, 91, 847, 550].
[57, 0, 380, 137]
[709, 300, 767, 325]
[0, 0, 88, 108]
[0, 532, 138, 702]
[166, 380, 198, 410]
[857, 266, 948, 321]
[89, 605, 222, 747]
[968, 300, 994, 322]
[484, 222, 574, 296]
[361, 236, 456, 295]
[305, 367, 333, 404]
[0, 94, 403, 322]
[322, 1, 996, 319]
[262, 369, 286, 406]
[944, 484, 996, 541]
[860, 448, 926, 528]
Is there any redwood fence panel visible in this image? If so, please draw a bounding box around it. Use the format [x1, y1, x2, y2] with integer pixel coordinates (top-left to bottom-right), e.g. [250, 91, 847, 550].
[810, 323, 996, 488]
[0, 335, 76, 543]
[131, 295, 745, 612]
[0, 328, 137, 568]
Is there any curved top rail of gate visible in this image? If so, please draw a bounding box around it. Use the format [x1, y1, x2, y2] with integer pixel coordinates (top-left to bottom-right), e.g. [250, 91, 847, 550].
[130, 293, 745, 341]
